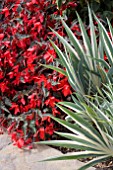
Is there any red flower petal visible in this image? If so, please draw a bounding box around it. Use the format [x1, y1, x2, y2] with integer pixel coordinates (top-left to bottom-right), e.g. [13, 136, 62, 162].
[0, 33, 4, 41]
[39, 127, 45, 140]
[16, 138, 25, 148]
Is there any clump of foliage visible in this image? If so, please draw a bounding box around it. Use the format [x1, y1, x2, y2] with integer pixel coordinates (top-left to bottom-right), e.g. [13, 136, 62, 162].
[0, 0, 73, 148]
[1, 0, 113, 150]
[37, 7, 113, 169]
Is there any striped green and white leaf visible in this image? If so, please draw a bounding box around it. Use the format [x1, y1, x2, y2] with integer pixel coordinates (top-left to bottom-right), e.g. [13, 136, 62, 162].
[94, 13, 113, 65]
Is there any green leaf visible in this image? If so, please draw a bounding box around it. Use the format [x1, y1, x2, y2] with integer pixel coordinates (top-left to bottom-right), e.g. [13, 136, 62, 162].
[94, 13, 113, 64]
[93, 58, 110, 70]
[61, 18, 85, 60]
[76, 12, 94, 71]
[56, 0, 63, 9]
[97, 65, 110, 84]
[107, 18, 113, 42]
[37, 150, 104, 162]
[50, 40, 84, 94]
[50, 28, 80, 61]
[38, 140, 94, 150]
[56, 104, 105, 145]
[41, 64, 67, 76]
[59, 101, 84, 112]
[88, 6, 98, 62]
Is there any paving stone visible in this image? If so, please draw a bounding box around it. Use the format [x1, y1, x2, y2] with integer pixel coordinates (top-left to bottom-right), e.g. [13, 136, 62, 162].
[0, 135, 95, 170]
[0, 134, 11, 150]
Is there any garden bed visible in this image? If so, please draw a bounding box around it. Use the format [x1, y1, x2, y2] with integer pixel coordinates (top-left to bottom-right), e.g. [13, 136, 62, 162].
[1, 1, 113, 170]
